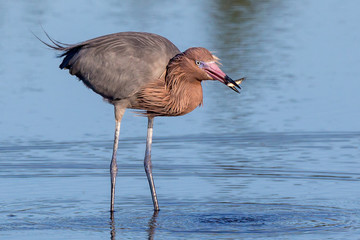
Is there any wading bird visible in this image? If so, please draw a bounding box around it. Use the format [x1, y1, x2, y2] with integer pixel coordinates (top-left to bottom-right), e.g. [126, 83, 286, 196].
[40, 32, 243, 213]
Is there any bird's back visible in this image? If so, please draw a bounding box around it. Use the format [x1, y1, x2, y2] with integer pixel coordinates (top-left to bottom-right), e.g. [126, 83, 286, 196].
[57, 32, 180, 101]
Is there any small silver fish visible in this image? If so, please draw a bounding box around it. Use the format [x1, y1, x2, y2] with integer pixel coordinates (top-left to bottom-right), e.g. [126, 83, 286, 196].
[226, 77, 245, 93]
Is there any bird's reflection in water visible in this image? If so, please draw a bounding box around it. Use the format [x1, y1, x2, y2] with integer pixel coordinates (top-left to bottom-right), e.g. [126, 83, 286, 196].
[109, 211, 159, 240]
[147, 211, 159, 240]
[110, 212, 116, 240]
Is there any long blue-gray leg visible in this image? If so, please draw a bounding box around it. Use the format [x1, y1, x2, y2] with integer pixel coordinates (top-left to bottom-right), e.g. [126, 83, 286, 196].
[144, 116, 160, 211]
[110, 104, 125, 213]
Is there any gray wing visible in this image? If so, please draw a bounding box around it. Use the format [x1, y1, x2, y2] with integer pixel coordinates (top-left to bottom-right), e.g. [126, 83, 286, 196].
[58, 32, 180, 100]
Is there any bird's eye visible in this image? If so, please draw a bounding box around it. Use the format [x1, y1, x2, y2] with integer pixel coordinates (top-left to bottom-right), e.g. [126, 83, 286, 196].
[195, 60, 201, 66]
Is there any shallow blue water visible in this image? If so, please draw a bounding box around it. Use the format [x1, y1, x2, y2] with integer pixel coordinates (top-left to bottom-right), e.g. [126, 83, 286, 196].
[1, 0, 360, 239]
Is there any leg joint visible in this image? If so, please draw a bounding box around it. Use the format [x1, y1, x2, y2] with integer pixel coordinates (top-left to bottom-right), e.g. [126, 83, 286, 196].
[110, 161, 118, 174]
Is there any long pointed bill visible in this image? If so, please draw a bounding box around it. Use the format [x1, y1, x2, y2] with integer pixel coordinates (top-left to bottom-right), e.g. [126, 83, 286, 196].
[203, 62, 243, 93]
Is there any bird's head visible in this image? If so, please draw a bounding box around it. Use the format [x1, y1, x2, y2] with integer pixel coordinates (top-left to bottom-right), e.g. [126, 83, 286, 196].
[183, 47, 242, 93]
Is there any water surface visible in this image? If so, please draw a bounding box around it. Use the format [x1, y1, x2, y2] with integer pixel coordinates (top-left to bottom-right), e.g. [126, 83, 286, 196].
[1, 0, 360, 239]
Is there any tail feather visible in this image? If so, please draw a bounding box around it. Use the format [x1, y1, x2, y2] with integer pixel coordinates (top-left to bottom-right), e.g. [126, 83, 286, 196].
[34, 30, 83, 69]
[34, 31, 66, 50]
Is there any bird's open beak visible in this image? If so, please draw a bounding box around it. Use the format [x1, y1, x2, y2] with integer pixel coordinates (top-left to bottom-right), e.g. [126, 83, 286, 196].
[203, 62, 243, 93]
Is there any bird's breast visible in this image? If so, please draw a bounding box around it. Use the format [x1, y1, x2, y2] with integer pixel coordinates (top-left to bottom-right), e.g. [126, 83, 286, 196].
[173, 80, 203, 116]
[132, 79, 203, 117]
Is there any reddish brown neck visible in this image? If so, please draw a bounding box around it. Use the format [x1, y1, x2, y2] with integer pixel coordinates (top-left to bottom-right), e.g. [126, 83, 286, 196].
[135, 55, 203, 116]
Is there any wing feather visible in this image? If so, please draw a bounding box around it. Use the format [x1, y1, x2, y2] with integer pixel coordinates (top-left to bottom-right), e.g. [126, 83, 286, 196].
[51, 32, 180, 100]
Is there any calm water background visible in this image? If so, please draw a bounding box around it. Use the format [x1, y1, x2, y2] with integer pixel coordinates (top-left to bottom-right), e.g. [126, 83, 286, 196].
[1, 0, 360, 239]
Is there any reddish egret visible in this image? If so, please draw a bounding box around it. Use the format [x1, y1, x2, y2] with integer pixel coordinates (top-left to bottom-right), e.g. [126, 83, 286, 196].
[41, 32, 243, 212]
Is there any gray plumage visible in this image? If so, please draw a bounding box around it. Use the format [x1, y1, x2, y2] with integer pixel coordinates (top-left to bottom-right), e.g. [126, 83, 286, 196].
[56, 32, 180, 101]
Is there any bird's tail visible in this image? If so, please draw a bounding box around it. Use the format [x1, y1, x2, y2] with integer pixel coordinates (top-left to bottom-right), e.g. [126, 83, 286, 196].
[34, 30, 84, 70]
[33, 30, 74, 57]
